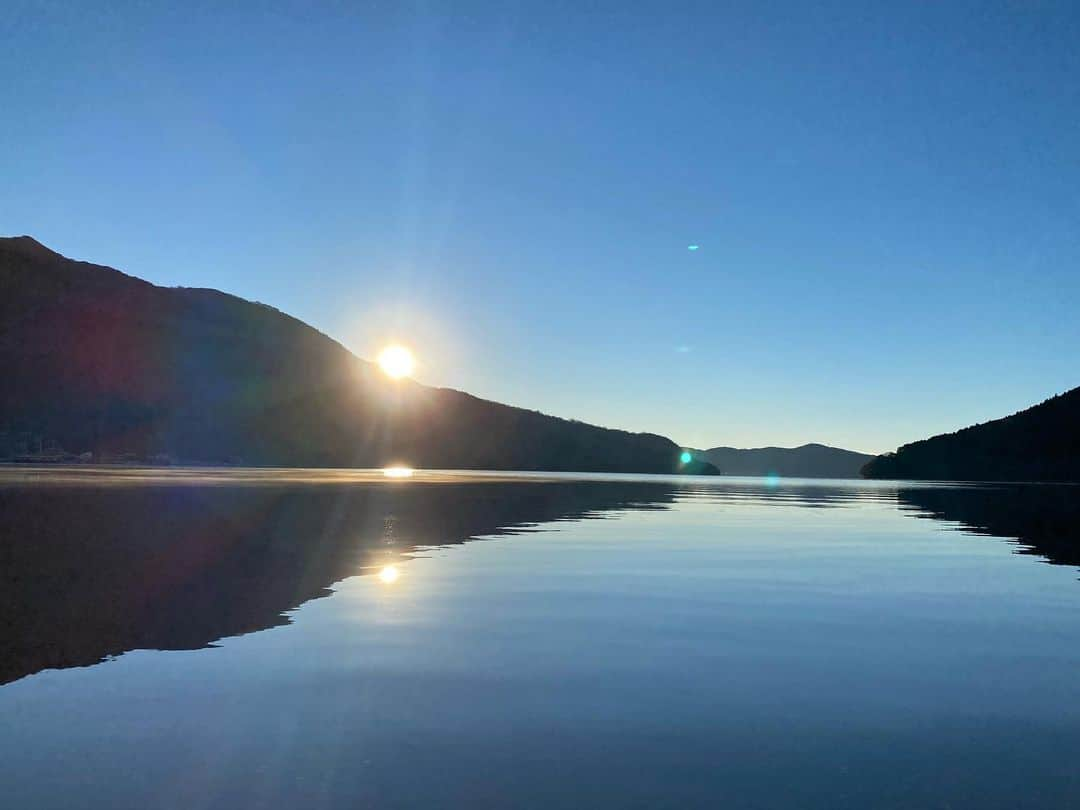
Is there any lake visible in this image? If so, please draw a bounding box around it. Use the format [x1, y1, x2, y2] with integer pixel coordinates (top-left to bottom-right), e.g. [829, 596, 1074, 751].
[2, 467, 1080, 808]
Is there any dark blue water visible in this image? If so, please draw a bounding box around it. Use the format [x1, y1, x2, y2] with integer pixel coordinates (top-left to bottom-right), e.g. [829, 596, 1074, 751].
[2, 469, 1079, 808]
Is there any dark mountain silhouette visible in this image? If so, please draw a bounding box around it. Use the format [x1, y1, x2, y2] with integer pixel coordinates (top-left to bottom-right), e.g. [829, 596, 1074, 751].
[861, 387, 1080, 482]
[0, 236, 716, 474]
[694, 443, 873, 478]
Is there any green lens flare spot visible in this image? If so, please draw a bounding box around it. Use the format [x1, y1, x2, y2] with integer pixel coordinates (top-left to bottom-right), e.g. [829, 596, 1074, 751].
[680, 451, 693, 464]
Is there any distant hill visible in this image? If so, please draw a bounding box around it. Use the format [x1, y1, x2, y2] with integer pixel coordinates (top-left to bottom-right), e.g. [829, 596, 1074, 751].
[0, 236, 717, 474]
[694, 443, 873, 478]
[861, 387, 1080, 482]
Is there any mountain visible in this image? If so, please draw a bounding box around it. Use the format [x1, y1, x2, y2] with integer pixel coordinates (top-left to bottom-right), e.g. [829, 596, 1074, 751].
[694, 443, 874, 478]
[861, 387, 1080, 482]
[0, 236, 717, 474]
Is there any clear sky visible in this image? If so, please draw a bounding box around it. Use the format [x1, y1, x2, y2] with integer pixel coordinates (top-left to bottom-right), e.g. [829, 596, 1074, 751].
[3, 2, 1078, 454]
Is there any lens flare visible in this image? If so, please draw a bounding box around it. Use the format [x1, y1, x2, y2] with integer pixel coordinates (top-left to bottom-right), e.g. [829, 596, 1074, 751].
[680, 451, 693, 465]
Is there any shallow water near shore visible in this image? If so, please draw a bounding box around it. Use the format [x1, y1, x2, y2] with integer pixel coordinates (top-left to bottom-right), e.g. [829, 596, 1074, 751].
[2, 468, 1080, 808]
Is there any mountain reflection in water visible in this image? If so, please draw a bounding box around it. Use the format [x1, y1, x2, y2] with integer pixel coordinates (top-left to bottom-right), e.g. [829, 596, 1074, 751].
[0, 470, 676, 685]
[897, 483, 1080, 568]
[1, 469, 1078, 687]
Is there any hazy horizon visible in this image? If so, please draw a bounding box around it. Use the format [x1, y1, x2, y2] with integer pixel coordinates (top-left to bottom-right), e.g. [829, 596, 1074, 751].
[4, 3, 1078, 454]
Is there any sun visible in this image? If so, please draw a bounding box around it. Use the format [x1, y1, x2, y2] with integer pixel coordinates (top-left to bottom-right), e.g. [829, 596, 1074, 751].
[377, 344, 415, 379]
[378, 565, 400, 584]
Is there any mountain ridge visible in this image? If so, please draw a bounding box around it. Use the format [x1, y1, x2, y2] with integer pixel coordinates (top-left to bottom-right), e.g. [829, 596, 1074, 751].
[0, 236, 716, 474]
[861, 387, 1080, 482]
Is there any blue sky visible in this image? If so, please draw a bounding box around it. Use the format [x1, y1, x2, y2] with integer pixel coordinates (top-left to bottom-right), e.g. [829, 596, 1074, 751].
[3, 2, 1078, 453]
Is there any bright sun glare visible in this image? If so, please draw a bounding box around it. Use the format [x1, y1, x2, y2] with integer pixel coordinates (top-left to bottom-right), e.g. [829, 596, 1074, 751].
[377, 345, 415, 379]
[379, 565, 400, 584]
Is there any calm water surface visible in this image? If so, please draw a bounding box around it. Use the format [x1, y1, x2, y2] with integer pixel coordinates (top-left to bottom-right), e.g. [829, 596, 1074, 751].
[2, 468, 1080, 808]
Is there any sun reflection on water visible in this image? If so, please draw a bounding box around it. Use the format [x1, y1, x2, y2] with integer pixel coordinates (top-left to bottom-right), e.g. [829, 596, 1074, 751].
[382, 466, 413, 479]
